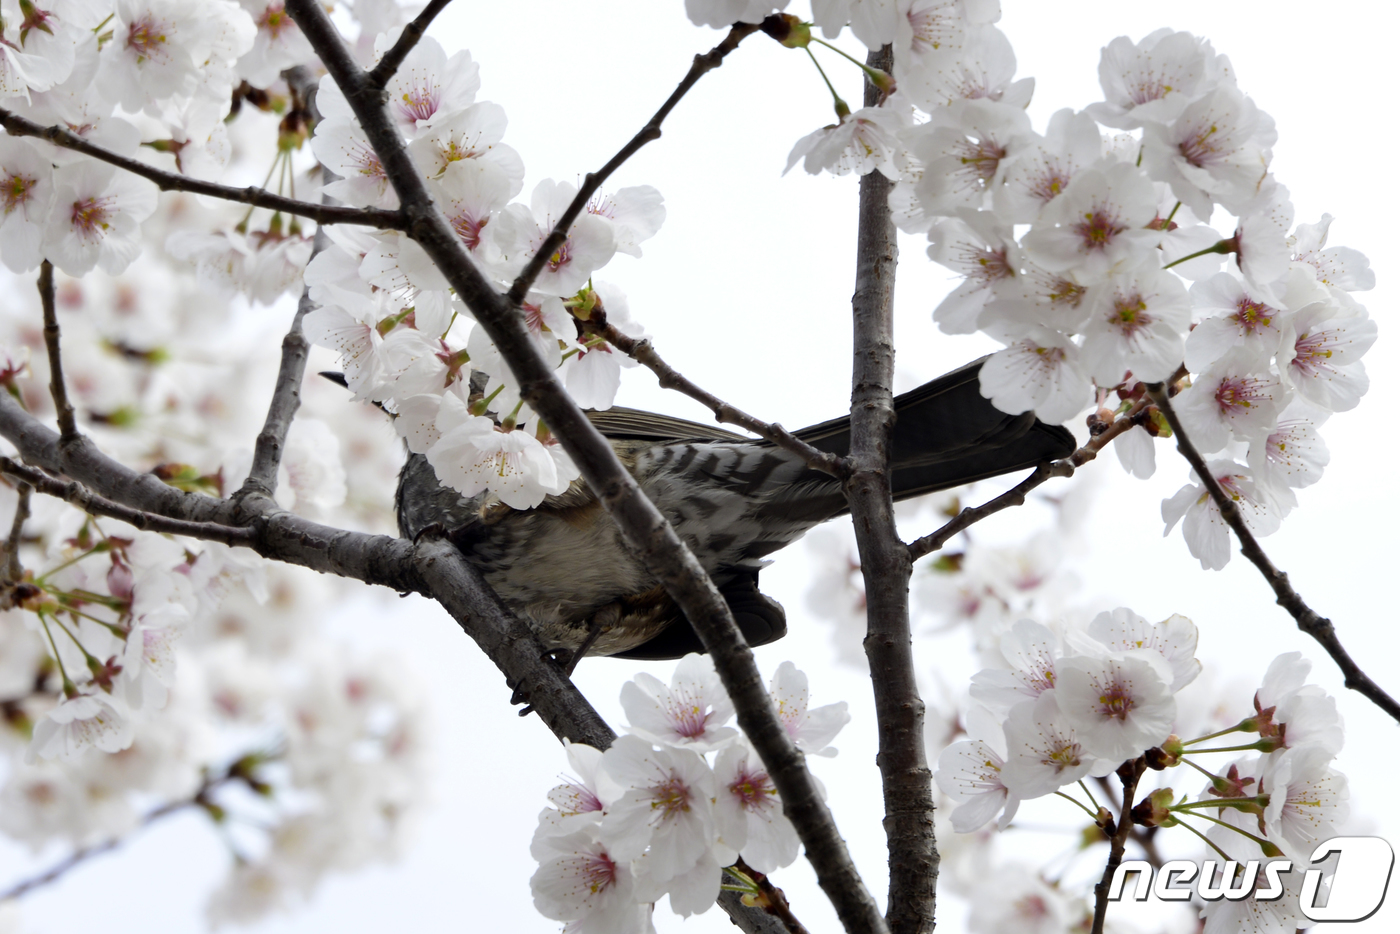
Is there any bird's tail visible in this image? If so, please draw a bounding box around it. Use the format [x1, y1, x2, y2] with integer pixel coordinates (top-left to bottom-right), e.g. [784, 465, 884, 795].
[793, 358, 1077, 501]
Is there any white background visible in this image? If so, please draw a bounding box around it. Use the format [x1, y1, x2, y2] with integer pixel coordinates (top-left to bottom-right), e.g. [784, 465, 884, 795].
[3, 1, 1399, 931]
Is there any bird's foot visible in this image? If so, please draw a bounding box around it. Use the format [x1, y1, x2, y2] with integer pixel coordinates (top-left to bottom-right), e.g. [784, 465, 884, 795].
[554, 604, 621, 678]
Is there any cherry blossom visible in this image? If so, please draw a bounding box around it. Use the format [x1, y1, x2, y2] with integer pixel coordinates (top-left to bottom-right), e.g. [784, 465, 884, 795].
[598, 736, 717, 884]
[684, 0, 788, 28]
[925, 212, 1019, 333]
[1278, 301, 1377, 412]
[408, 102, 525, 196]
[1172, 353, 1287, 454]
[992, 107, 1102, 223]
[1054, 653, 1176, 761]
[1021, 162, 1162, 284]
[1078, 263, 1190, 385]
[1289, 214, 1375, 292]
[620, 653, 738, 752]
[42, 161, 158, 276]
[374, 31, 480, 139]
[1185, 272, 1291, 372]
[1259, 745, 1348, 858]
[1088, 29, 1233, 130]
[0, 135, 55, 273]
[907, 98, 1031, 215]
[1246, 402, 1329, 491]
[531, 828, 650, 934]
[977, 325, 1090, 423]
[784, 105, 908, 181]
[27, 694, 136, 762]
[899, 24, 1032, 114]
[490, 179, 618, 297]
[1162, 460, 1283, 570]
[713, 741, 799, 873]
[768, 660, 850, 757]
[934, 704, 1021, 829]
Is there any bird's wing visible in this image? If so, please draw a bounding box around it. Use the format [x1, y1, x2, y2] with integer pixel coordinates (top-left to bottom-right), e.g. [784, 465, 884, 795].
[585, 407, 751, 443]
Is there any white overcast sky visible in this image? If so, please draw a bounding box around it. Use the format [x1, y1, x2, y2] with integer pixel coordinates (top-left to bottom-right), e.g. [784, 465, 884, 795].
[3, 2, 1399, 932]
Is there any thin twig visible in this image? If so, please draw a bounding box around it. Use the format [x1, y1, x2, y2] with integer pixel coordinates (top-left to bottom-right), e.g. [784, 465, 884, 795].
[0, 108, 407, 231]
[844, 44, 932, 934]
[1145, 382, 1400, 724]
[367, 0, 455, 88]
[0, 768, 241, 901]
[241, 154, 334, 496]
[734, 858, 812, 934]
[1090, 758, 1146, 934]
[581, 318, 846, 477]
[906, 398, 1150, 560]
[3, 480, 30, 581]
[504, 20, 763, 305]
[0, 457, 257, 547]
[38, 261, 77, 440]
[282, 4, 886, 932]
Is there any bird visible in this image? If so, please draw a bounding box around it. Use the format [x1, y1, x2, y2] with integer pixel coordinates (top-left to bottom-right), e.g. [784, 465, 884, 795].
[390, 358, 1077, 668]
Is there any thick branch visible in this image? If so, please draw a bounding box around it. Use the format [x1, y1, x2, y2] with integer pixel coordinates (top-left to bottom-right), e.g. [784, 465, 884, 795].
[0, 457, 256, 547]
[367, 0, 455, 88]
[1145, 383, 1400, 724]
[505, 21, 762, 304]
[845, 46, 933, 934]
[1090, 759, 1146, 934]
[906, 399, 1150, 560]
[38, 261, 77, 440]
[581, 318, 846, 476]
[281, 4, 885, 930]
[0, 108, 406, 230]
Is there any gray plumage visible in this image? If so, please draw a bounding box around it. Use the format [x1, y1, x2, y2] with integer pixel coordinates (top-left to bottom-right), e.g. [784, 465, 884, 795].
[395, 359, 1075, 660]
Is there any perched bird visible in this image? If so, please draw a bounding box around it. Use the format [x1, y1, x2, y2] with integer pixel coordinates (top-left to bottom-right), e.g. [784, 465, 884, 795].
[391, 358, 1076, 666]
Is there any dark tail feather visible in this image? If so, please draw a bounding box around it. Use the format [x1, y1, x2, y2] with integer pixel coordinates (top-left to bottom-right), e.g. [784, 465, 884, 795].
[794, 358, 1077, 500]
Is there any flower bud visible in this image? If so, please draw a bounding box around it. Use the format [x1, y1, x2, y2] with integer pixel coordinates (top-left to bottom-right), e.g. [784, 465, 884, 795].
[760, 14, 811, 48]
[1131, 788, 1179, 828]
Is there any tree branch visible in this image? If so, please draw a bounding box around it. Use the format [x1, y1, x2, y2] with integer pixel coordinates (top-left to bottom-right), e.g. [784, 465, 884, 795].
[504, 20, 763, 305]
[0, 107, 407, 231]
[38, 261, 77, 440]
[906, 398, 1150, 561]
[3, 478, 30, 581]
[845, 45, 934, 934]
[367, 0, 455, 89]
[281, 4, 885, 930]
[1090, 758, 1146, 934]
[0, 457, 256, 548]
[1144, 382, 1400, 724]
[580, 317, 846, 476]
[240, 159, 333, 497]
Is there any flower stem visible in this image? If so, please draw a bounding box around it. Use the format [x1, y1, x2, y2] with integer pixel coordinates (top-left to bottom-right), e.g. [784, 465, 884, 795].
[1161, 238, 1233, 270]
[38, 614, 75, 696]
[1178, 810, 1283, 856]
[1172, 814, 1238, 863]
[1055, 789, 1100, 820]
[805, 47, 850, 118]
[1182, 721, 1249, 746]
[1079, 779, 1102, 812]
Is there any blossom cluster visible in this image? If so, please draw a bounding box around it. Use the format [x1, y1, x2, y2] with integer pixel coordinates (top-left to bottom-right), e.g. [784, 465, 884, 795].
[691, 2, 1377, 571]
[301, 30, 665, 510]
[528, 655, 849, 932]
[935, 610, 1349, 933]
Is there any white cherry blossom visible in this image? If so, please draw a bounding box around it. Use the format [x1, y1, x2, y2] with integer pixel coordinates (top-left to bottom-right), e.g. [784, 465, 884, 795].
[769, 660, 850, 758]
[1278, 301, 1376, 412]
[531, 828, 650, 934]
[0, 135, 55, 273]
[490, 179, 617, 297]
[1172, 352, 1287, 453]
[784, 105, 907, 181]
[42, 161, 158, 276]
[620, 653, 737, 752]
[27, 694, 136, 762]
[1079, 263, 1190, 385]
[598, 735, 717, 884]
[999, 691, 1105, 798]
[713, 741, 799, 874]
[1054, 653, 1176, 761]
[1021, 161, 1162, 284]
[1162, 459, 1284, 570]
[1088, 29, 1233, 130]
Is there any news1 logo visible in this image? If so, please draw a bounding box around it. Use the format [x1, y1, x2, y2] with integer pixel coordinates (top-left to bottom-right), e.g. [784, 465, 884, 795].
[1106, 836, 1394, 922]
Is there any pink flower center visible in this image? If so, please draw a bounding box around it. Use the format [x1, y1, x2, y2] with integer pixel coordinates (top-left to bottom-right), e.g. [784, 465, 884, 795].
[126, 15, 171, 64]
[954, 138, 1006, 184]
[1234, 297, 1276, 333]
[397, 83, 441, 124]
[257, 3, 293, 39]
[69, 197, 113, 237]
[1214, 376, 1264, 415]
[450, 210, 487, 251]
[1096, 684, 1135, 720]
[1128, 77, 1171, 106]
[908, 6, 957, 55]
[729, 767, 775, 811]
[1074, 209, 1125, 251]
[580, 851, 618, 895]
[547, 238, 572, 273]
[1110, 292, 1151, 336]
[1178, 122, 1221, 166]
[1030, 168, 1072, 205]
[2, 173, 36, 215]
[1291, 330, 1334, 374]
[651, 777, 692, 819]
